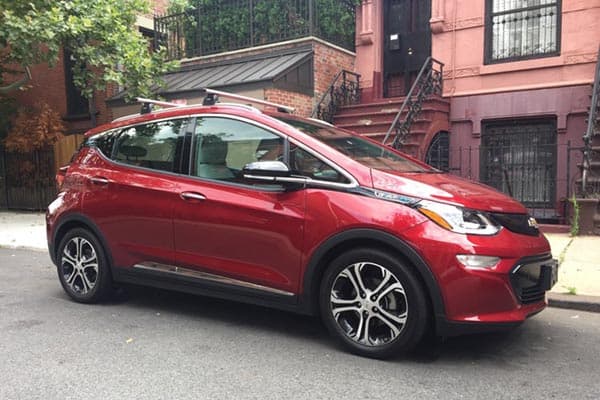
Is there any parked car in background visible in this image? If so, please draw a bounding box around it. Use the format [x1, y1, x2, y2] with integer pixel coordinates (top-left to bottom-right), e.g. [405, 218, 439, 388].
[46, 91, 558, 359]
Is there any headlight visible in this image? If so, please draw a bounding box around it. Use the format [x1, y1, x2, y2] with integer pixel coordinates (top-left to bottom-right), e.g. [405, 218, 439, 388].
[416, 200, 500, 235]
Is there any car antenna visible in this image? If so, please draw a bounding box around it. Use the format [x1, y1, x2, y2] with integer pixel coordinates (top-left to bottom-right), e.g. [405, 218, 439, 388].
[202, 88, 295, 113]
[136, 97, 183, 114]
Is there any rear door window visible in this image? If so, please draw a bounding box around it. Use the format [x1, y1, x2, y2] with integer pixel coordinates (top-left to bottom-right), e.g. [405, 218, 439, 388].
[111, 118, 188, 173]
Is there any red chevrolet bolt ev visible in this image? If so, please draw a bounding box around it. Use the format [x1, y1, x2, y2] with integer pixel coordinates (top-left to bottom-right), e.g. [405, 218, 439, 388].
[46, 93, 558, 358]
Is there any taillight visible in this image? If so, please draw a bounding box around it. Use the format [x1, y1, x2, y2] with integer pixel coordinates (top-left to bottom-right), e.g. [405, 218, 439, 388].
[56, 165, 69, 189]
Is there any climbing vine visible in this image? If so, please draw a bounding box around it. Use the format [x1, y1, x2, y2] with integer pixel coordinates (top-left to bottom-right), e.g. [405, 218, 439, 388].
[164, 0, 359, 57]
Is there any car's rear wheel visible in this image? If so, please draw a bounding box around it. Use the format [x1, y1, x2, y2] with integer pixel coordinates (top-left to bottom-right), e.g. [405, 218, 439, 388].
[56, 228, 112, 303]
[319, 248, 429, 359]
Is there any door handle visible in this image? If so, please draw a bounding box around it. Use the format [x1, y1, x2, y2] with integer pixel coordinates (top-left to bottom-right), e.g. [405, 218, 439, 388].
[180, 192, 206, 201]
[89, 176, 109, 185]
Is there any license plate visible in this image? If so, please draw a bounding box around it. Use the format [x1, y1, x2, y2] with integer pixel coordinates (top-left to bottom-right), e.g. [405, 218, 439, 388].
[540, 260, 559, 291]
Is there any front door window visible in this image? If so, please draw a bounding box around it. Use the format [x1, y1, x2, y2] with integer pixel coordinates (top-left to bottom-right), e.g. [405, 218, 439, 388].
[192, 117, 284, 181]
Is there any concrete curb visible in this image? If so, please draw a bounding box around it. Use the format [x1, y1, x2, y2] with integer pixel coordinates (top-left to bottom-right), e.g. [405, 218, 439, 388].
[548, 293, 600, 313]
[0, 244, 47, 253]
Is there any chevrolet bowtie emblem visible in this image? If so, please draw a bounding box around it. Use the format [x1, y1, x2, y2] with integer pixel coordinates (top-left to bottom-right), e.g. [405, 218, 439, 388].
[528, 217, 539, 228]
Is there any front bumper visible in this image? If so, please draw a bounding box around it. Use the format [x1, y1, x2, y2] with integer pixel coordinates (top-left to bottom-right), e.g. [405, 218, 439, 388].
[401, 221, 557, 333]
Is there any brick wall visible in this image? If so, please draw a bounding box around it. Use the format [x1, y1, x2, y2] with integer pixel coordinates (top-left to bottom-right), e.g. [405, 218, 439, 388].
[312, 41, 355, 107]
[152, 0, 170, 14]
[10, 50, 110, 135]
[12, 59, 68, 118]
[264, 88, 313, 117]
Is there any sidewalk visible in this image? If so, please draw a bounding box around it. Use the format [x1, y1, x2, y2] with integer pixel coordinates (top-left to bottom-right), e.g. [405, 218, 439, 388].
[1, 211, 599, 311]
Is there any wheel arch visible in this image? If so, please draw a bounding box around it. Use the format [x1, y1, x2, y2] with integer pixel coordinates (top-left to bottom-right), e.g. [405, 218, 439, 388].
[300, 228, 446, 329]
[51, 213, 113, 269]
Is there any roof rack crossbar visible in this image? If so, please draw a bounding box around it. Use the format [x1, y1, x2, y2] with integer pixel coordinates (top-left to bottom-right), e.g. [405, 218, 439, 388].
[136, 97, 185, 114]
[203, 88, 295, 113]
[136, 97, 183, 108]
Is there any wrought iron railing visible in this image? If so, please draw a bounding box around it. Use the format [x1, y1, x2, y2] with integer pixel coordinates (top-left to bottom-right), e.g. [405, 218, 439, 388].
[154, 0, 356, 60]
[581, 45, 600, 197]
[382, 57, 444, 149]
[311, 70, 360, 123]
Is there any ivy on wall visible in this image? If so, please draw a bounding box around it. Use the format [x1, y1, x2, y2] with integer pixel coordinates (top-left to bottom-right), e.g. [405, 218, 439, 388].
[163, 0, 360, 57]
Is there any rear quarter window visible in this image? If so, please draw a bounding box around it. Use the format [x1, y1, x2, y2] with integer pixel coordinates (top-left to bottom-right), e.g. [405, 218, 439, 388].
[86, 129, 119, 158]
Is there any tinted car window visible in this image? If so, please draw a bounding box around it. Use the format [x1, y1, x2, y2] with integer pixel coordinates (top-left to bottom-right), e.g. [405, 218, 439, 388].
[112, 119, 187, 173]
[193, 117, 284, 181]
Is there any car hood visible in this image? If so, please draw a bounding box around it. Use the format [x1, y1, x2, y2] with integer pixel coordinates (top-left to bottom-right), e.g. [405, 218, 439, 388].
[370, 169, 527, 214]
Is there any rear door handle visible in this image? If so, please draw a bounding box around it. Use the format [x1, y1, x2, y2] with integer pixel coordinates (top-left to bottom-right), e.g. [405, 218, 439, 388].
[89, 176, 109, 185]
[180, 192, 206, 201]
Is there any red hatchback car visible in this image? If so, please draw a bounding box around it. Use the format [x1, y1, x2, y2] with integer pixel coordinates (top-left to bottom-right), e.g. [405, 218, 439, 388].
[47, 93, 558, 358]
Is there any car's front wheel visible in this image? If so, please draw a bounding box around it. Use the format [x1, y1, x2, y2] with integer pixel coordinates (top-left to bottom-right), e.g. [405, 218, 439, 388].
[56, 228, 112, 303]
[319, 248, 429, 359]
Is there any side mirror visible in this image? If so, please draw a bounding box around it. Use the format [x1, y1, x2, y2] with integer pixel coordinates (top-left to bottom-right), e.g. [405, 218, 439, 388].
[242, 161, 307, 188]
[243, 161, 291, 177]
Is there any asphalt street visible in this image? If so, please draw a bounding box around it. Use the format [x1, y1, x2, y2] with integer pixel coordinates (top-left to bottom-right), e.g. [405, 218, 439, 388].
[1, 248, 599, 400]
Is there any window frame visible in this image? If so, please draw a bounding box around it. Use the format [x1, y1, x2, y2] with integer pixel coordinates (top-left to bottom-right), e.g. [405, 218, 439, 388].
[484, 0, 562, 65]
[63, 49, 90, 118]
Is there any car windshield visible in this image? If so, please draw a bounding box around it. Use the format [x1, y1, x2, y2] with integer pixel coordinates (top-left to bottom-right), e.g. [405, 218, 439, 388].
[277, 117, 434, 173]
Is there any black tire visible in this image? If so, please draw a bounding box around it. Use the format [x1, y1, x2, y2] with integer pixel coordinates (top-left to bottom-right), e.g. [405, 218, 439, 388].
[56, 228, 112, 303]
[319, 248, 429, 359]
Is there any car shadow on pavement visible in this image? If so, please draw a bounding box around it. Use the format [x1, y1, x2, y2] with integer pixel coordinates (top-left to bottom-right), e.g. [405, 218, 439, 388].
[101, 284, 330, 343]
[86, 283, 548, 363]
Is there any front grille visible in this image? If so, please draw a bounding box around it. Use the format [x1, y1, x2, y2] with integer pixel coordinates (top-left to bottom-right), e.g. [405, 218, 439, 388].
[490, 213, 539, 236]
[520, 285, 546, 304]
[510, 254, 555, 304]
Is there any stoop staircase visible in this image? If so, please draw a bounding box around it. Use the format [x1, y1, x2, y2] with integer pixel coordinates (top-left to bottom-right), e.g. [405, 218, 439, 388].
[312, 58, 448, 160]
[333, 96, 449, 159]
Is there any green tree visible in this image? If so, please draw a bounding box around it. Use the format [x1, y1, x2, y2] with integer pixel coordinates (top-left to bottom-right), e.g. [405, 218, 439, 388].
[0, 0, 176, 101]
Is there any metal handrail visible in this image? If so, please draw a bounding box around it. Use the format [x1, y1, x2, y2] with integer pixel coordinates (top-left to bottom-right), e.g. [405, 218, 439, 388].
[381, 57, 444, 148]
[581, 45, 600, 196]
[311, 69, 361, 123]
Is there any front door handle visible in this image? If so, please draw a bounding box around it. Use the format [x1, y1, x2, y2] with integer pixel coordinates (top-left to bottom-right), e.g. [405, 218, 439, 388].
[180, 192, 206, 201]
[89, 176, 109, 185]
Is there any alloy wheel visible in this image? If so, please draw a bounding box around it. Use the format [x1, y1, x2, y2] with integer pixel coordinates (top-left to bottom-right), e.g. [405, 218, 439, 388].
[329, 262, 408, 346]
[60, 237, 99, 295]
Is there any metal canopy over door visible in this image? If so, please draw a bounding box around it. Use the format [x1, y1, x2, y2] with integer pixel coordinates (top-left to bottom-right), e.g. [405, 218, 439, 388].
[383, 0, 432, 97]
[480, 119, 557, 219]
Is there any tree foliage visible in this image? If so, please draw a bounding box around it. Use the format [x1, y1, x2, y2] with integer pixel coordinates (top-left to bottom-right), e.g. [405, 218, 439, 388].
[4, 102, 64, 152]
[0, 0, 176, 100]
[165, 0, 359, 57]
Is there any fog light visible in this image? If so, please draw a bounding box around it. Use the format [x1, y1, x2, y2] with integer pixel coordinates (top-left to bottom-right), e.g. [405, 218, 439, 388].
[456, 255, 500, 269]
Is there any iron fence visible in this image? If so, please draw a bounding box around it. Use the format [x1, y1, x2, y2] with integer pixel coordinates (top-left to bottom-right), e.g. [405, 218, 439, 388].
[0, 147, 56, 211]
[155, 0, 356, 60]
